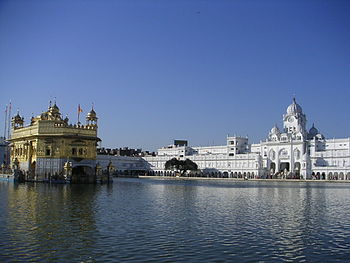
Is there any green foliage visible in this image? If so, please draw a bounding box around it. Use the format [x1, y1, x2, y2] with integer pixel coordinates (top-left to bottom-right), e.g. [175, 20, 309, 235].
[165, 158, 198, 173]
[164, 158, 179, 170]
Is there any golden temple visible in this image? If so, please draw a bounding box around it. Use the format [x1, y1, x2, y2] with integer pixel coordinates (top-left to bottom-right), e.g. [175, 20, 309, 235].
[8, 102, 105, 183]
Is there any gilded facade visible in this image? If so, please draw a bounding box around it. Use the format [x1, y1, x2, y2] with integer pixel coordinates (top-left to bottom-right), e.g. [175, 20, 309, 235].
[8, 103, 100, 183]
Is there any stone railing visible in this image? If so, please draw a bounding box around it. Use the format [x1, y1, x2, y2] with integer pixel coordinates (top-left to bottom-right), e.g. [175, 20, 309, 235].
[53, 123, 97, 130]
[0, 167, 13, 174]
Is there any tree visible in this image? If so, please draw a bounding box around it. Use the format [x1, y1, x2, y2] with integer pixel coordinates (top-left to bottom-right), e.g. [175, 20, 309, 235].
[165, 158, 198, 175]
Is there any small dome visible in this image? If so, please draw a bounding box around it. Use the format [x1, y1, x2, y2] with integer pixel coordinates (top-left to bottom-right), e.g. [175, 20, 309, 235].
[87, 108, 96, 118]
[49, 103, 60, 113]
[308, 124, 318, 137]
[86, 107, 98, 124]
[315, 133, 324, 140]
[14, 112, 22, 121]
[270, 125, 280, 135]
[287, 98, 303, 115]
[64, 115, 69, 123]
[12, 111, 24, 125]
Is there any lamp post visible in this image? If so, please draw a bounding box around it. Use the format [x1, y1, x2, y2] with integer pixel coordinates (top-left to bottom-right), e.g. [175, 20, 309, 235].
[107, 161, 115, 182]
[63, 161, 72, 182]
[95, 162, 102, 182]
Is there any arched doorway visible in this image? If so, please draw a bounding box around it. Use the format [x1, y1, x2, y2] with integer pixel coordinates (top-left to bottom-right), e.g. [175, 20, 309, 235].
[294, 162, 301, 177]
[328, 172, 333, 180]
[334, 172, 339, 180]
[316, 172, 320, 180]
[270, 162, 276, 175]
[71, 166, 95, 183]
[279, 162, 290, 173]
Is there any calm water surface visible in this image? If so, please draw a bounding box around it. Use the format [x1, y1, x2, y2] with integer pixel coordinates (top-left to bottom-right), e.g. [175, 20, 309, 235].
[1, 178, 350, 262]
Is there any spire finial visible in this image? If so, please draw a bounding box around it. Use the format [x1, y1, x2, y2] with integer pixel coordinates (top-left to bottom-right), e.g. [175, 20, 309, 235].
[49, 100, 52, 108]
[92, 102, 94, 110]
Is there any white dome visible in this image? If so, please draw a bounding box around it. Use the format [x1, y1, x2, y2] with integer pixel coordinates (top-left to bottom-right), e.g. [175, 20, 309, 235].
[270, 125, 280, 135]
[315, 133, 325, 140]
[287, 98, 303, 115]
[269, 125, 281, 137]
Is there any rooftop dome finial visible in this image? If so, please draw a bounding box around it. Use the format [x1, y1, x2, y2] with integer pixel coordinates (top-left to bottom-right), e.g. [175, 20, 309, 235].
[270, 124, 280, 135]
[287, 97, 302, 115]
[308, 123, 319, 139]
[86, 105, 97, 122]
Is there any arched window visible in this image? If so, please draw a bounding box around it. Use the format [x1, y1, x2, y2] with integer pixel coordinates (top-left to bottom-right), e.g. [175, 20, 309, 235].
[294, 149, 300, 160]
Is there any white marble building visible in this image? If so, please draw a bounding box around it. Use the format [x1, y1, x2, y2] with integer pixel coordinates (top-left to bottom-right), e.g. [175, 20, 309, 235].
[143, 99, 350, 180]
[97, 154, 146, 173]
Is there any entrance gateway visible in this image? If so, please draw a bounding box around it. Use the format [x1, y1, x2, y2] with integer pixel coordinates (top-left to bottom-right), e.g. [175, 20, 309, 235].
[279, 162, 290, 173]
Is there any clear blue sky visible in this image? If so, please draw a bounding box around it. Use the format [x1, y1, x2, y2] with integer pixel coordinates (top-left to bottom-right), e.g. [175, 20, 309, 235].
[1, 0, 349, 151]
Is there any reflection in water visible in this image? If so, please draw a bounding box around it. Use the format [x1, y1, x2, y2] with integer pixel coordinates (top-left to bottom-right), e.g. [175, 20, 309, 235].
[1, 179, 350, 262]
[1, 183, 101, 262]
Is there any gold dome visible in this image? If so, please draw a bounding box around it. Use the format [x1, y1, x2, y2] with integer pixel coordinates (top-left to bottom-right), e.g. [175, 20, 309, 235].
[87, 109, 97, 118]
[49, 103, 60, 114]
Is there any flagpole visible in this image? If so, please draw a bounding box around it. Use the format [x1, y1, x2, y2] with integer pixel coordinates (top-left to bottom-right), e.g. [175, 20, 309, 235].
[78, 104, 82, 125]
[4, 105, 8, 139]
[6, 101, 11, 167]
[7, 101, 11, 139]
